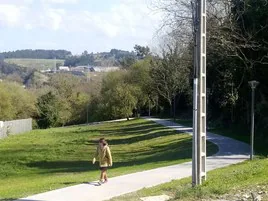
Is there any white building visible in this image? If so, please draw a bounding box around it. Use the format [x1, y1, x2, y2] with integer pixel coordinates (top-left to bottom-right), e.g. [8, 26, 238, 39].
[59, 66, 70, 71]
[91, 66, 120, 72]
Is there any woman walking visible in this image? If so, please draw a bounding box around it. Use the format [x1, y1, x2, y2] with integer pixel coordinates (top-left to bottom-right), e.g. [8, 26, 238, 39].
[92, 138, 113, 184]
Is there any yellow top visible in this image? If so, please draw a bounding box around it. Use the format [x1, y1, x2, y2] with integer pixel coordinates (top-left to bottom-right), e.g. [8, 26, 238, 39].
[94, 144, 113, 167]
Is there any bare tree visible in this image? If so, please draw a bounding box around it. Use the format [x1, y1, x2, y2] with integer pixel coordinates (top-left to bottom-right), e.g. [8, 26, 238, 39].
[150, 42, 190, 116]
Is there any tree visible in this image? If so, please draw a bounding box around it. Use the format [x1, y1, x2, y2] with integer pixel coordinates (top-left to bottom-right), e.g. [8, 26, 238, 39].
[126, 57, 158, 116]
[0, 84, 14, 120]
[36, 91, 71, 128]
[105, 84, 138, 120]
[150, 43, 190, 116]
[0, 81, 37, 121]
[134, 45, 150, 59]
[119, 56, 137, 69]
[99, 71, 139, 120]
[48, 73, 91, 124]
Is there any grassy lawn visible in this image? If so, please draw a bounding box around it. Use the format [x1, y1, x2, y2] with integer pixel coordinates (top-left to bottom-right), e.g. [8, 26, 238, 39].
[110, 158, 268, 201]
[0, 119, 218, 200]
[4, 58, 64, 70]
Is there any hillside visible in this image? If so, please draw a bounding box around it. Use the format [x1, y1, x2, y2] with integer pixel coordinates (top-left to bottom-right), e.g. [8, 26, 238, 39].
[0, 119, 218, 199]
[0, 49, 71, 60]
[0, 48, 137, 69]
[4, 58, 64, 70]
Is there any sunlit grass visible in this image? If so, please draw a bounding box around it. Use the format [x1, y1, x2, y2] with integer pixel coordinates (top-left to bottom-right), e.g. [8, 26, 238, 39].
[0, 119, 218, 200]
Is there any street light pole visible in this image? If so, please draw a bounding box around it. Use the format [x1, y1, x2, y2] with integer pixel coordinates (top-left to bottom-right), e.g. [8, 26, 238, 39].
[192, 0, 207, 186]
[248, 80, 259, 160]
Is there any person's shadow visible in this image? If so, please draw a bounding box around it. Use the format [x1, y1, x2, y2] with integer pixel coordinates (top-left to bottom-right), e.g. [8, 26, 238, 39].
[84, 181, 101, 186]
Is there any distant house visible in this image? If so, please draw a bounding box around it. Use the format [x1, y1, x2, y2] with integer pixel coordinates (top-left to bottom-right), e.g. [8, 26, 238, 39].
[69, 66, 120, 73]
[91, 66, 120, 72]
[40, 68, 52, 73]
[59, 66, 70, 71]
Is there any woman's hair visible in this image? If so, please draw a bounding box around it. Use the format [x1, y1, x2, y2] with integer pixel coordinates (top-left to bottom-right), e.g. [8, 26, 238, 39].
[99, 138, 107, 146]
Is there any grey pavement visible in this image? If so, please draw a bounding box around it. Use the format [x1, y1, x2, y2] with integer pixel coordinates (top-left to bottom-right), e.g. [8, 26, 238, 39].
[16, 118, 250, 201]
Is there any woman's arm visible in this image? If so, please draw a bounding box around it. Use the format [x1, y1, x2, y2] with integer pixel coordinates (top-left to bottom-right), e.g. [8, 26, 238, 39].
[92, 146, 99, 164]
[106, 146, 113, 166]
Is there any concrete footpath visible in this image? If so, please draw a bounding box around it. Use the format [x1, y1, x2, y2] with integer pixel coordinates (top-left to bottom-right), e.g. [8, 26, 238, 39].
[17, 118, 250, 201]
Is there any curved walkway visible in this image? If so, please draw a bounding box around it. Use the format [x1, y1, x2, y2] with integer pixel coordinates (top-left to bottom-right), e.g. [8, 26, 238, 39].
[17, 118, 250, 201]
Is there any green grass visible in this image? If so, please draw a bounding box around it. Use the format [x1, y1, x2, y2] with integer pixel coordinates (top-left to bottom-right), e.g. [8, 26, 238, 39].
[4, 58, 64, 70]
[110, 158, 268, 201]
[0, 119, 218, 200]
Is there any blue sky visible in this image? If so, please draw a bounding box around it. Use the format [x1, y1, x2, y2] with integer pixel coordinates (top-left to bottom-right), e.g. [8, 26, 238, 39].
[0, 0, 162, 54]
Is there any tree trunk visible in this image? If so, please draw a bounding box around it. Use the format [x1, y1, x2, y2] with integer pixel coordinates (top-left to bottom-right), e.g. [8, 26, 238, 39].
[170, 103, 173, 117]
[173, 95, 176, 122]
[148, 100, 151, 117]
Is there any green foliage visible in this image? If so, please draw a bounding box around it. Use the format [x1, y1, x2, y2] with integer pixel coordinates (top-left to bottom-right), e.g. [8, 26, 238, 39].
[134, 44, 151, 59]
[24, 70, 49, 88]
[109, 84, 139, 119]
[0, 85, 14, 120]
[98, 71, 138, 119]
[0, 81, 37, 121]
[37, 91, 61, 128]
[36, 74, 90, 127]
[64, 49, 136, 67]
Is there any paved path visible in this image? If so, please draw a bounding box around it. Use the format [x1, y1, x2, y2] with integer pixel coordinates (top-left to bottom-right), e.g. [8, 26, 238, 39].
[17, 118, 250, 201]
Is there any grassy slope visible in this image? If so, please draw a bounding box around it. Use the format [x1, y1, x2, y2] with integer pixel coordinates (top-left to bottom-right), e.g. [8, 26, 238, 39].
[110, 119, 268, 201]
[4, 58, 64, 70]
[110, 159, 268, 201]
[0, 119, 218, 200]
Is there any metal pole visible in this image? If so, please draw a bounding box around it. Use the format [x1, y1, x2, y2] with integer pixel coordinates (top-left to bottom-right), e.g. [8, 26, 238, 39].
[86, 69, 90, 124]
[192, 78, 198, 186]
[197, 0, 207, 184]
[191, 0, 198, 187]
[250, 87, 255, 160]
[248, 80, 259, 160]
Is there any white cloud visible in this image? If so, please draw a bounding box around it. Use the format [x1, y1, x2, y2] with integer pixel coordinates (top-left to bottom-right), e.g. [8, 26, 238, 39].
[46, 8, 65, 30]
[74, 0, 161, 39]
[0, 0, 161, 37]
[0, 4, 25, 27]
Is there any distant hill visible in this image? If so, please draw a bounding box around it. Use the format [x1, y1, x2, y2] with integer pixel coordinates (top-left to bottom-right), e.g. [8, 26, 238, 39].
[0, 49, 71, 60]
[4, 58, 64, 70]
[0, 48, 138, 68]
[64, 49, 136, 67]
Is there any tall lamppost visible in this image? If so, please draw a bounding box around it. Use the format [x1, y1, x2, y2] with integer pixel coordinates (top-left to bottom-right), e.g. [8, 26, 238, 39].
[248, 80, 259, 160]
[192, 0, 207, 186]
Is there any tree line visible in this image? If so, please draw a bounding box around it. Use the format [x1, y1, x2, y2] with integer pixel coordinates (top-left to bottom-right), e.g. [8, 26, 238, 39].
[63, 48, 138, 67]
[0, 49, 71, 59]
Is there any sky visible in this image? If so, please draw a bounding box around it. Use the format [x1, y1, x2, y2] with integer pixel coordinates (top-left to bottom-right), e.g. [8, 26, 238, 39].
[0, 0, 163, 54]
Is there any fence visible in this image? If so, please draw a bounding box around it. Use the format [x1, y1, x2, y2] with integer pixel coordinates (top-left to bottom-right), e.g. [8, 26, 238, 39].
[0, 118, 32, 139]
